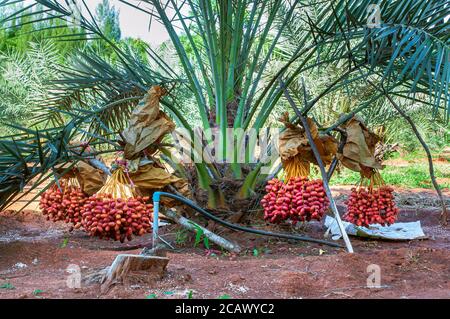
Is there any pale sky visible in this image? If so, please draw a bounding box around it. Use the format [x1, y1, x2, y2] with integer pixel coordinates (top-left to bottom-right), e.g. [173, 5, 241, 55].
[101, 0, 171, 46]
[24, 0, 172, 46]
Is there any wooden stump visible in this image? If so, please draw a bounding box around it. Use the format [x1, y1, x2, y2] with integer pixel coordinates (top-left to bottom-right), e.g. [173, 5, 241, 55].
[100, 254, 169, 293]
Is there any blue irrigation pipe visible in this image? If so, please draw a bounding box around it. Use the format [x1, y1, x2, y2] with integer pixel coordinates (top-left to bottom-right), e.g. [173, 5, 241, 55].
[151, 191, 344, 249]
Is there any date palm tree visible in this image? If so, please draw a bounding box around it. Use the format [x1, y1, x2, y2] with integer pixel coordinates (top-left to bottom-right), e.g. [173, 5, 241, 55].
[0, 0, 448, 214]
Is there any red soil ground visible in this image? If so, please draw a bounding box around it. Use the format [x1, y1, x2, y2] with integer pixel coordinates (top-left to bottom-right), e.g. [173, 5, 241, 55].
[0, 188, 449, 299]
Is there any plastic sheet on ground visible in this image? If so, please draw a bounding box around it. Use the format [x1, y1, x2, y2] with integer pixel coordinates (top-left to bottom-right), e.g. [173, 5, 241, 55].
[324, 215, 426, 241]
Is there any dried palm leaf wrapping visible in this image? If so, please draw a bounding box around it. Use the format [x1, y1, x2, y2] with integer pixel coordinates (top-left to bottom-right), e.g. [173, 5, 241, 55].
[129, 162, 191, 207]
[129, 163, 179, 189]
[39, 175, 88, 228]
[81, 168, 153, 242]
[337, 116, 382, 178]
[119, 84, 189, 205]
[60, 142, 108, 195]
[75, 161, 107, 195]
[121, 85, 176, 159]
[278, 113, 338, 180]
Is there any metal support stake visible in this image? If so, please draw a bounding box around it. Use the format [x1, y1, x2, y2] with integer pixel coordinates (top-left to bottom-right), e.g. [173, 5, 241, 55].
[280, 80, 354, 253]
[152, 192, 160, 249]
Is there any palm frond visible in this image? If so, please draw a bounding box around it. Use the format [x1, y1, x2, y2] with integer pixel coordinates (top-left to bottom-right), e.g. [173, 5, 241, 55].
[30, 45, 181, 133]
[0, 122, 74, 209]
[314, 0, 450, 119]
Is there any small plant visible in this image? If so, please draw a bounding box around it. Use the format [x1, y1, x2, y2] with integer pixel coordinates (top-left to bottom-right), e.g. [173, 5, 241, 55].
[406, 251, 421, 265]
[252, 247, 266, 257]
[186, 290, 193, 299]
[218, 294, 231, 299]
[145, 293, 158, 299]
[205, 249, 222, 258]
[60, 238, 69, 248]
[175, 229, 189, 246]
[188, 221, 210, 249]
[33, 289, 44, 296]
[0, 282, 15, 290]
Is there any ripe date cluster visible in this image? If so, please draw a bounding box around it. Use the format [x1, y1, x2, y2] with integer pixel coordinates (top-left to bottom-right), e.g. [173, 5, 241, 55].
[39, 181, 88, 226]
[343, 186, 399, 227]
[261, 177, 330, 224]
[40, 182, 154, 242]
[80, 194, 153, 242]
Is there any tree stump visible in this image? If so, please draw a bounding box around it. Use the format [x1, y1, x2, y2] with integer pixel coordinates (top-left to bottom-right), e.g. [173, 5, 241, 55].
[100, 254, 169, 293]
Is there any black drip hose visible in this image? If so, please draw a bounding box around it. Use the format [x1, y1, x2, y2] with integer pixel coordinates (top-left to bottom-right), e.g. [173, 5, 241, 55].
[155, 192, 344, 249]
